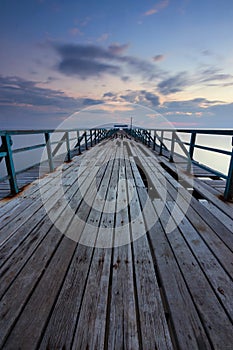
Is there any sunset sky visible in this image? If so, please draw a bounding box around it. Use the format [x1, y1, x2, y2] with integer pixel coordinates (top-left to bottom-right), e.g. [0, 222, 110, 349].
[1, 0, 233, 129]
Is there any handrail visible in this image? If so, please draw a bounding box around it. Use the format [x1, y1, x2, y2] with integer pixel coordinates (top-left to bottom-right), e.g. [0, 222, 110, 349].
[126, 128, 233, 201]
[0, 128, 109, 195]
[1, 127, 233, 201]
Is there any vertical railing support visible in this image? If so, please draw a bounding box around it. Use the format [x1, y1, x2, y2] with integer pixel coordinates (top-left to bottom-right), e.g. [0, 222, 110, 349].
[65, 132, 71, 162]
[224, 137, 233, 201]
[45, 132, 54, 172]
[159, 131, 164, 155]
[2, 134, 19, 194]
[84, 131, 88, 150]
[153, 130, 156, 151]
[148, 130, 151, 147]
[78, 131, 82, 155]
[187, 132, 196, 172]
[169, 131, 175, 162]
[94, 129, 97, 144]
[90, 130, 93, 147]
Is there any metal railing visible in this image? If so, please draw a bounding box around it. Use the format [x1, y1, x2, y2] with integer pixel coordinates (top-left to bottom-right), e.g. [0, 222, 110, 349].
[127, 128, 233, 201]
[1, 127, 233, 201]
[0, 128, 112, 195]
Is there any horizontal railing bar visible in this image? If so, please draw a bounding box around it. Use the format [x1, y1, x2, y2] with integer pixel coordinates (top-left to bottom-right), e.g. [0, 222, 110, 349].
[12, 143, 46, 154]
[192, 160, 228, 179]
[0, 152, 7, 157]
[0, 128, 107, 136]
[174, 139, 232, 156]
[136, 128, 233, 135]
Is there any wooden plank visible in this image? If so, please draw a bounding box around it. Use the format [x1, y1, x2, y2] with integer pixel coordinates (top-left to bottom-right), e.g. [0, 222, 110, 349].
[2, 235, 76, 349]
[135, 144, 233, 270]
[39, 144, 117, 349]
[0, 158, 100, 299]
[156, 201, 233, 349]
[0, 158, 83, 247]
[71, 147, 117, 349]
[166, 201, 233, 320]
[201, 200, 233, 233]
[107, 141, 139, 349]
[0, 144, 113, 348]
[161, 157, 233, 219]
[127, 152, 173, 349]
[0, 142, 107, 245]
[0, 160, 73, 226]
[0, 225, 64, 347]
[134, 196, 211, 347]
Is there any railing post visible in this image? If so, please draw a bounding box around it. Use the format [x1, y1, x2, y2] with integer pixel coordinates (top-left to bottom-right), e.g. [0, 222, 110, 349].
[148, 130, 151, 147]
[159, 131, 164, 155]
[94, 129, 97, 144]
[153, 130, 156, 151]
[224, 137, 233, 201]
[169, 131, 175, 162]
[187, 132, 196, 172]
[84, 131, 88, 150]
[45, 132, 54, 172]
[90, 130, 93, 147]
[65, 132, 71, 161]
[78, 131, 82, 155]
[2, 134, 19, 194]
[96, 130, 99, 143]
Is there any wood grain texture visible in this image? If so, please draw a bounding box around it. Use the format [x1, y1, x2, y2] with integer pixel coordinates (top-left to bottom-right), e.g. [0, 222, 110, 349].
[0, 138, 232, 350]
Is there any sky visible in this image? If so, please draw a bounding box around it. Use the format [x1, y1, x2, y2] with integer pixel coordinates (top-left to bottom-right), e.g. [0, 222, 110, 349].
[1, 0, 233, 129]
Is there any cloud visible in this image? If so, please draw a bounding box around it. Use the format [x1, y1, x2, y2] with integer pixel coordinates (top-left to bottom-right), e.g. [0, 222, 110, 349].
[163, 97, 225, 110]
[143, 91, 160, 106]
[53, 43, 163, 81]
[157, 65, 233, 95]
[103, 92, 115, 98]
[121, 76, 130, 82]
[158, 72, 190, 95]
[106, 89, 161, 107]
[54, 43, 122, 79]
[144, 0, 169, 16]
[153, 54, 165, 62]
[108, 43, 130, 55]
[0, 75, 104, 128]
[157, 97, 231, 127]
[1, 75, 233, 129]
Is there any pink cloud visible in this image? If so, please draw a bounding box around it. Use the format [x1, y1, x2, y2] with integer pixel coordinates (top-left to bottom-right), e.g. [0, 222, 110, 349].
[153, 54, 165, 62]
[108, 43, 130, 55]
[144, 0, 169, 16]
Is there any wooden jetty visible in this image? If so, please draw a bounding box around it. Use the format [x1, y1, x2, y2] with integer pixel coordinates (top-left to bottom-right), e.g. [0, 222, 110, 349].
[0, 136, 233, 349]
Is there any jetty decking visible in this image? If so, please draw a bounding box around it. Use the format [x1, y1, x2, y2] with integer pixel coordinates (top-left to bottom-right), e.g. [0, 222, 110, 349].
[0, 138, 232, 349]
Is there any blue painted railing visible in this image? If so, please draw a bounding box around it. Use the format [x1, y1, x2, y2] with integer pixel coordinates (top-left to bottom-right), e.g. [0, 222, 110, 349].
[1, 127, 233, 201]
[127, 128, 233, 201]
[0, 128, 111, 196]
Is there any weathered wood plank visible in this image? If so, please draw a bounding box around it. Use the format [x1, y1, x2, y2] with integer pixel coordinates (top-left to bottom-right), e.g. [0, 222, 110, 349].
[156, 202, 233, 349]
[39, 144, 117, 349]
[71, 145, 117, 350]
[1, 144, 114, 349]
[166, 201, 233, 320]
[135, 144, 233, 272]
[0, 138, 232, 349]
[128, 155, 173, 349]
[107, 142, 139, 349]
